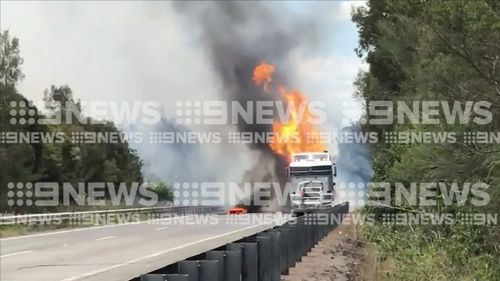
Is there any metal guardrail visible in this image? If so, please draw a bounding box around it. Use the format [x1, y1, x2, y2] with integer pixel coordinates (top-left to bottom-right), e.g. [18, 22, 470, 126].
[0, 206, 220, 225]
[138, 202, 350, 281]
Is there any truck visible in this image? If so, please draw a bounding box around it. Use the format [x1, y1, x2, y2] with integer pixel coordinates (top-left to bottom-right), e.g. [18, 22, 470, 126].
[287, 151, 337, 212]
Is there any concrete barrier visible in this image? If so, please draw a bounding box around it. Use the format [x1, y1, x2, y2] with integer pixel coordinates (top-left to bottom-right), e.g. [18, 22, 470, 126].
[139, 202, 349, 281]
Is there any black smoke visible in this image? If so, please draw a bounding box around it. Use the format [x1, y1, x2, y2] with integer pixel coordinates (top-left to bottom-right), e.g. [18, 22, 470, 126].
[173, 2, 320, 186]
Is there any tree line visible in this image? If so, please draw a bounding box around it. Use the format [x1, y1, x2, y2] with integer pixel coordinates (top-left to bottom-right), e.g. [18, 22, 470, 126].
[0, 30, 172, 213]
[353, 0, 499, 280]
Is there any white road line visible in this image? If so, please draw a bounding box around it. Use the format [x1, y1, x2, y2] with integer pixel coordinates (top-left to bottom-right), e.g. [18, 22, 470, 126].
[95, 236, 115, 241]
[0, 250, 32, 258]
[0, 214, 199, 241]
[154, 226, 169, 231]
[59, 219, 276, 281]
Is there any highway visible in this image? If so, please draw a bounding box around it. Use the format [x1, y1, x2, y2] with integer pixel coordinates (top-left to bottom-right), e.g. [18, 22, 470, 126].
[1, 214, 287, 281]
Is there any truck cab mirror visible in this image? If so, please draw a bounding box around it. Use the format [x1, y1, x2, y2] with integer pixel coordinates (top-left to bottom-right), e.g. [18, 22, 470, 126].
[285, 167, 290, 177]
[333, 165, 337, 177]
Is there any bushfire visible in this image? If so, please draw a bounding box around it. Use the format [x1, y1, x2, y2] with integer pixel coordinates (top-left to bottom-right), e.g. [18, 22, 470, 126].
[253, 62, 326, 162]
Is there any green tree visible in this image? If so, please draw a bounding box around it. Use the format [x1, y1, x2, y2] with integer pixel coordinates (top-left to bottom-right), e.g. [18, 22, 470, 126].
[353, 0, 500, 279]
[0, 30, 24, 86]
[148, 181, 174, 202]
[0, 31, 146, 212]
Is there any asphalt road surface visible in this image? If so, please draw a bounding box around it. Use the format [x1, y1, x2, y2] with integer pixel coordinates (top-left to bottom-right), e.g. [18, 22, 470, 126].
[1, 214, 287, 281]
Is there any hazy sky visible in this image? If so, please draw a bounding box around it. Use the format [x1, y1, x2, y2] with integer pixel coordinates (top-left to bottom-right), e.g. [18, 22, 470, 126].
[1, 1, 366, 126]
[1, 1, 369, 186]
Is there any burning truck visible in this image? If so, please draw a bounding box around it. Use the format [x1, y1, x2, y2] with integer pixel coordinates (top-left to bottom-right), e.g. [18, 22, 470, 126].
[229, 62, 339, 214]
[229, 151, 337, 214]
[288, 151, 336, 211]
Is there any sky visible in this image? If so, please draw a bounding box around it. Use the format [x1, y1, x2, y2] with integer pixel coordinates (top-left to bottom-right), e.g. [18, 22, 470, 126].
[0, 1, 366, 121]
[0, 1, 369, 185]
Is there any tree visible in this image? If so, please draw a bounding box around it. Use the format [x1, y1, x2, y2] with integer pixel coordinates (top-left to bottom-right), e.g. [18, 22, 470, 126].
[0, 31, 146, 212]
[148, 181, 174, 203]
[0, 30, 24, 86]
[353, 0, 500, 279]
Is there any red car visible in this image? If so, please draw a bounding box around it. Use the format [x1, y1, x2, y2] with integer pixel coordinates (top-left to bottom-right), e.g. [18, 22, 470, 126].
[228, 207, 248, 214]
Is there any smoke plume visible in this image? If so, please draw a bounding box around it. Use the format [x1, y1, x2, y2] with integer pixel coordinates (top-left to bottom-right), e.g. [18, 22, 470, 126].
[173, 2, 320, 186]
[2, 2, 373, 210]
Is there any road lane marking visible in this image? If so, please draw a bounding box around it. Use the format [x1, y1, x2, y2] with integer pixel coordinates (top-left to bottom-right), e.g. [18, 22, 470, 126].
[59, 217, 279, 281]
[0, 250, 32, 258]
[155, 227, 169, 231]
[95, 236, 115, 241]
[0, 214, 200, 241]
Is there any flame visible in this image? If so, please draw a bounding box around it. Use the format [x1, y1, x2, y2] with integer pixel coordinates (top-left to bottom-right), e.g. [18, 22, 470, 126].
[253, 62, 326, 162]
[253, 62, 275, 92]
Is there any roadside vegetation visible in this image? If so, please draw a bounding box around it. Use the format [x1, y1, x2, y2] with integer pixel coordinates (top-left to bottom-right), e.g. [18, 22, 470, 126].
[353, 0, 500, 280]
[0, 30, 172, 214]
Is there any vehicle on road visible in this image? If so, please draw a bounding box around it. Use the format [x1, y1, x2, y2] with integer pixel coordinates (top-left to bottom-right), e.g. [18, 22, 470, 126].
[288, 151, 337, 211]
[228, 207, 248, 214]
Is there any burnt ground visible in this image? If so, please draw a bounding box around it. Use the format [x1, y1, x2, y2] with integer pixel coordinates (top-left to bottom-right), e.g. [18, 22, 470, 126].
[282, 222, 369, 281]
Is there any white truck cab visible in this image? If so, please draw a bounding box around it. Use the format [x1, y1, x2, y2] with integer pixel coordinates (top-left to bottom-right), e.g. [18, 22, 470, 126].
[288, 152, 336, 209]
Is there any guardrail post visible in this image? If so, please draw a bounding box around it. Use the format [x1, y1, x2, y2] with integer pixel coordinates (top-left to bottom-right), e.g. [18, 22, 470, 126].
[330, 208, 336, 231]
[313, 213, 319, 245]
[206, 250, 241, 281]
[257, 234, 272, 281]
[199, 260, 220, 281]
[295, 220, 302, 264]
[178, 261, 199, 281]
[300, 216, 309, 257]
[310, 213, 316, 246]
[227, 243, 257, 281]
[328, 209, 334, 233]
[224, 250, 242, 281]
[283, 224, 296, 268]
[309, 215, 314, 249]
[294, 217, 304, 263]
[206, 251, 225, 280]
[178, 260, 220, 281]
[266, 229, 281, 281]
[318, 213, 324, 239]
[278, 226, 290, 274]
[324, 212, 329, 238]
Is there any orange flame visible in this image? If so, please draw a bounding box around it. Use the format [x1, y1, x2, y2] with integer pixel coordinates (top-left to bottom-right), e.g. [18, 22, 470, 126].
[253, 62, 275, 92]
[253, 62, 326, 162]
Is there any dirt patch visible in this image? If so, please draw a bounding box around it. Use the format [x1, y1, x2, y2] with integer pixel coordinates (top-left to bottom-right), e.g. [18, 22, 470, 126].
[282, 222, 367, 281]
